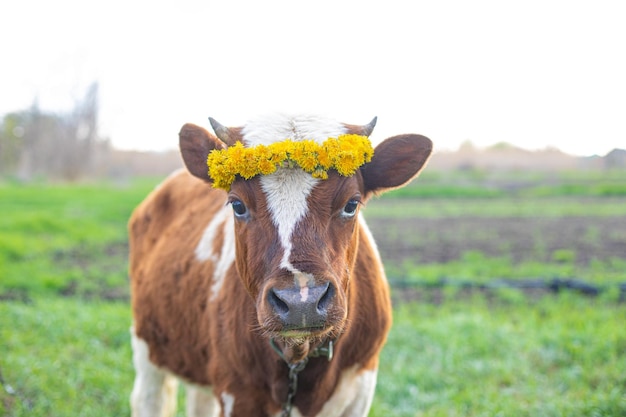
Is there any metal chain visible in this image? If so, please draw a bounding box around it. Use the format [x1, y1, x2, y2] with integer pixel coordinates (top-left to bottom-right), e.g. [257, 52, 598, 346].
[270, 338, 335, 417]
[280, 359, 308, 417]
[308, 339, 334, 361]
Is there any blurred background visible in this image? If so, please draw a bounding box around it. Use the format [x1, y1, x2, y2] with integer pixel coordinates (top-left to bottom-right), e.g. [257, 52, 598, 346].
[2, 0, 626, 179]
[1, 1, 625, 416]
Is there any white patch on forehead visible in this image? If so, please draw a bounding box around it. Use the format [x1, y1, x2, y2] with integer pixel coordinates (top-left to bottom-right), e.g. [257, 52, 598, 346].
[260, 169, 318, 274]
[242, 113, 347, 146]
[244, 114, 347, 276]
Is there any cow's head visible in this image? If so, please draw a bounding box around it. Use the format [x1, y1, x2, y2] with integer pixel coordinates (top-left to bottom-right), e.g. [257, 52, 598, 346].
[180, 114, 432, 362]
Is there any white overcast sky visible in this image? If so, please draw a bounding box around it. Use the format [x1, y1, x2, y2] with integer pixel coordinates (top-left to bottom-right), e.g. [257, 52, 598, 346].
[1, 0, 625, 156]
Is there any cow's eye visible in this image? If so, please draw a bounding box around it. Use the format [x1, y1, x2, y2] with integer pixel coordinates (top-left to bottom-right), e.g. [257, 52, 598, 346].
[342, 199, 360, 217]
[231, 200, 248, 218]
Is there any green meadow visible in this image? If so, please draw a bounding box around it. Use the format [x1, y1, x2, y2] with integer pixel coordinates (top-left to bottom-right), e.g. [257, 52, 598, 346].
[1, 170, 625, 416]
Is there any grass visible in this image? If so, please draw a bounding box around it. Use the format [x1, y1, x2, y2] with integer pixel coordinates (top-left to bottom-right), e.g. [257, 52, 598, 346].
[0, 298, 132, 416]
[374, 295, 626, 416]
[385, 168, 626, 199]
[1, 170, 625, 416]
[2, 295, 624, 416]
[0, 178, 158, 298]
[386, 253, 626, 288]
[364, 195, 626, 218]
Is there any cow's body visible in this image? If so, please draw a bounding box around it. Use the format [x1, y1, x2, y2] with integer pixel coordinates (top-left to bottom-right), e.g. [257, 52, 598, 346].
[129, 114, 432, 417]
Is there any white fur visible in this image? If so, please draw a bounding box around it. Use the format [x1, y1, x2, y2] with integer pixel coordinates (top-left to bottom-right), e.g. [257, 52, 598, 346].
[211, 211, 236, 300]
[130, 329, 179, 417]
[260, 169, 318, 274]
[316, 365, 377, 417]
[194, 205, 231, 263]
[245, 114, 347, 278]
[131, 328, 222, 417]
[273, 365, 378, 417]
[133, 116, 379, 417]
[194, 205, 236, 301]
[221, 392, 235, 417]
[131, 327, 376, 417]
[185, 384, 220, 417]
[241, 113, 346, 147]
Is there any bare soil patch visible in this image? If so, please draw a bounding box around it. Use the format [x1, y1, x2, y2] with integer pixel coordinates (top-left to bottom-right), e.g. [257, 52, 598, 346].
[367, 216, 626, 266]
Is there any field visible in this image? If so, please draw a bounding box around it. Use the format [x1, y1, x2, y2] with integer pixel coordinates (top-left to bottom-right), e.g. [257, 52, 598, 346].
[1, 169, 625, 416]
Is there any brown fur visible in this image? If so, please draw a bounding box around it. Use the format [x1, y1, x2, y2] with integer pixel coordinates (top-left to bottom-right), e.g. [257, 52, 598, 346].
[129, 121, 432, 416]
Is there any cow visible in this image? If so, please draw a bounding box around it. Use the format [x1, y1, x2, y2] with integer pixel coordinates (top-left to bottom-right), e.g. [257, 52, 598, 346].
[128, 113, 432, 417]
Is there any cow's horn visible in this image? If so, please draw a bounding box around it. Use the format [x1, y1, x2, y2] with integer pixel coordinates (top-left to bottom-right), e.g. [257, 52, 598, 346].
[209, 117, 234, 144]
[362, 116, 377, 137]
[345, 117, 377, 137]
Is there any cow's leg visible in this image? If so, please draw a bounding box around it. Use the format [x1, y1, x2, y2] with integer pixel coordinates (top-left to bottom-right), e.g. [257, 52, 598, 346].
[314, 365, 378, 417]
[340, 368, 377, 417]
[185, 384, 220, 417]
[130, 328, 179, 417]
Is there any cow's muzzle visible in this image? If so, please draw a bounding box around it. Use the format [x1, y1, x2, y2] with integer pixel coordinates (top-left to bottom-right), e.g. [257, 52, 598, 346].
[267, 282, 334, 334]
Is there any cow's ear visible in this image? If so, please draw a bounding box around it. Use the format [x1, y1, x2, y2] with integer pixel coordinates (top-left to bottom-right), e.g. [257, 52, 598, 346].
[361, 134, 433, 197]
[179, 123, 227, 182]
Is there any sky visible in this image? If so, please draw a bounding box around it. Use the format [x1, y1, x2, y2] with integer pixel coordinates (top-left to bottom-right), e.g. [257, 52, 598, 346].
[1, 0, 625, 156]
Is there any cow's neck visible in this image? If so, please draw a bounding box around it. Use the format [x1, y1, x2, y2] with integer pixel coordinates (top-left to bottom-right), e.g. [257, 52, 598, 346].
[269, 336, 336, 417]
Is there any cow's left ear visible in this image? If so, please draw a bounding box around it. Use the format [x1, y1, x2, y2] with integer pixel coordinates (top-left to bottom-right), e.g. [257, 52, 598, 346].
[361, 134, 433, 197]
[179, 123, 227, 182]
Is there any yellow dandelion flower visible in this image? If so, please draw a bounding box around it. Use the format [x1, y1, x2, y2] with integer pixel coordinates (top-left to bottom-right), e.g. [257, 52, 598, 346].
[207, 151, 223, 171]
[335, 152, 357, 176]
[209, 164, 235, 189]
[269, 140, 290, 163]
[258, 158, 277, 175]
[312, 168, 328, 180]
[290, 143, 305, 164]
[206, 134, 374, 190]
[301, 140, 319, 154]
[298, 154, 318, 172]
[293, 140, 318, 172]
[227, 142, 246, 166]
[363, 146, 374, 163]
[323, 138, 340, 159]
[316, 147, 331, 169]
[239, 150, 259, 179]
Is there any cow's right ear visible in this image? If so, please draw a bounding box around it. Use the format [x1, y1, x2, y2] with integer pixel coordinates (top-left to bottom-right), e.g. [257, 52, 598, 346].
[179, 123, 227, 182]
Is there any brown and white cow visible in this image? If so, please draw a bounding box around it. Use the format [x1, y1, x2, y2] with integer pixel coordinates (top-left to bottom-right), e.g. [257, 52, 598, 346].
[129, 114, 432, 417]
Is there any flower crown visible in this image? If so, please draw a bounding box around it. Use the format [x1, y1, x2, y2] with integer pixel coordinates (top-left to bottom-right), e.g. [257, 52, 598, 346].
[207, 134, 374, 190]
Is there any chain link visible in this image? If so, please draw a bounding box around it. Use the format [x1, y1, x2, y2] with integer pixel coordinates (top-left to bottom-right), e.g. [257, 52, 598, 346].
[280, 359, 308, 417]
[271, 338, 335, 417]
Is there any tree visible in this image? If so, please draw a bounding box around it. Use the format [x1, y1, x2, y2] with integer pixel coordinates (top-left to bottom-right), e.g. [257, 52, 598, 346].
[0, 81, 109, 181]
[0, 112, 26, 175]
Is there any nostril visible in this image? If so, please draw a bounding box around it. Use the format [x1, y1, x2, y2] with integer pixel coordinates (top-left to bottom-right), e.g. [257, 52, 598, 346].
[316, 282, 334, 314]
[269, 283, 334, 329]
[268, 289, 289, 316]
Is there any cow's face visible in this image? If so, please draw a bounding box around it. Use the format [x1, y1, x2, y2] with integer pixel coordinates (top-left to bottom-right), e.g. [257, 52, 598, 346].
[180, 114, 432, 360]
[228, 168, 363, 343]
